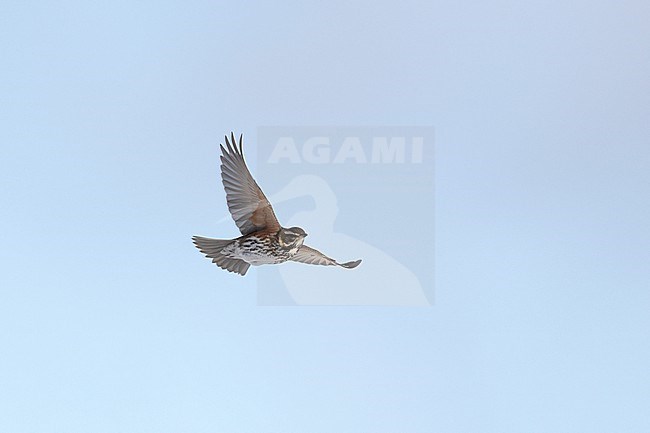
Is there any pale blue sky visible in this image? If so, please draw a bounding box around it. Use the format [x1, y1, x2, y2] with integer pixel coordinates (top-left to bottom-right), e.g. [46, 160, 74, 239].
[1, 1, 649, 432]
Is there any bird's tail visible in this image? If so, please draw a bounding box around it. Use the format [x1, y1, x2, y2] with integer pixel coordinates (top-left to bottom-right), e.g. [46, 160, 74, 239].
[192, 236, 251, 276]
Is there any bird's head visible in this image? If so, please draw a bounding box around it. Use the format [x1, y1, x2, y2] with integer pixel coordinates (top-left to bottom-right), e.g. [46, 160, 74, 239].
[278, 226, 308, 248]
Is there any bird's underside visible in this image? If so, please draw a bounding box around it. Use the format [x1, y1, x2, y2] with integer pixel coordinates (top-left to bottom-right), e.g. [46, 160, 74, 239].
[192, 133, 362, 276]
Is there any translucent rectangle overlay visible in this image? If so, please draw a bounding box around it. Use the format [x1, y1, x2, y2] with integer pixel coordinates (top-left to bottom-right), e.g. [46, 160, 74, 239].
[255, 126, 435, 306]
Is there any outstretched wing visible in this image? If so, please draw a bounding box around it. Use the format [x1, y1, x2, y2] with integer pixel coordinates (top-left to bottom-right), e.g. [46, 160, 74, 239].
[291, 245, 362, 269]
[220, 133, 281, 236]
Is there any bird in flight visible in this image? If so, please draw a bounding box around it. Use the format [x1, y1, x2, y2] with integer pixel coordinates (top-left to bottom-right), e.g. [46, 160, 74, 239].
[193, 133, 362, 276]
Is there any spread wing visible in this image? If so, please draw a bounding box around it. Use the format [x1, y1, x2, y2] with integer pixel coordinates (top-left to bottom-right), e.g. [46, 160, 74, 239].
[291, 245, 362, 269]
[220, 133, 280, 235]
